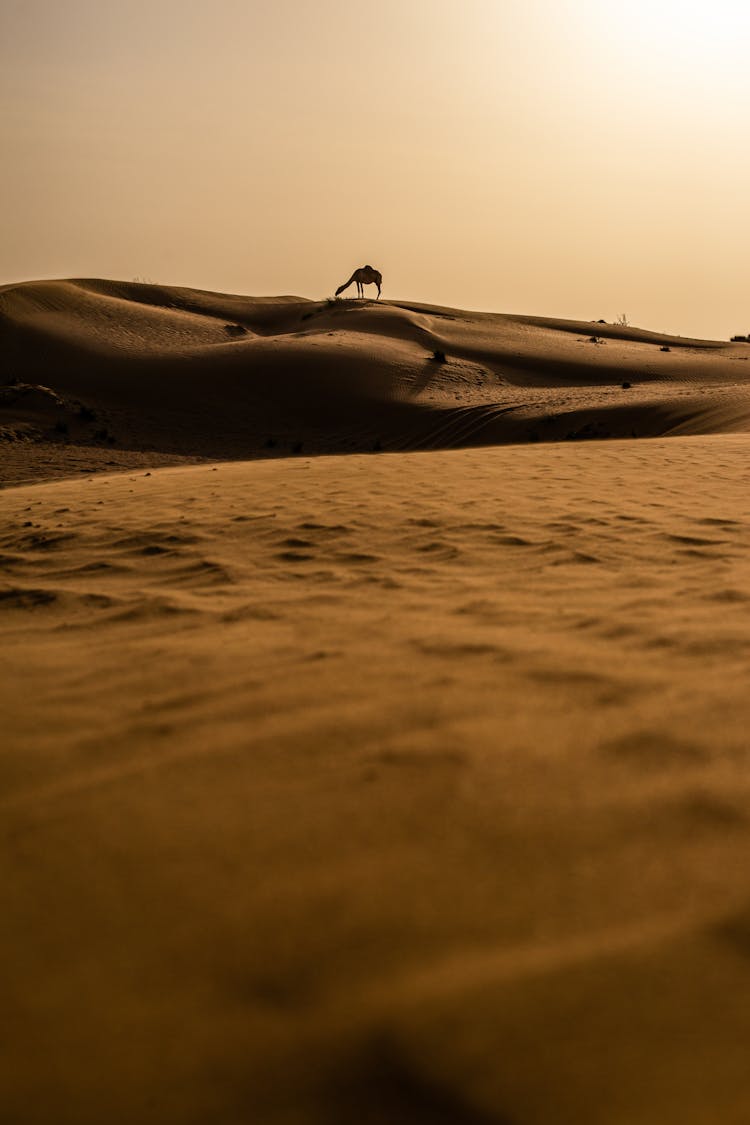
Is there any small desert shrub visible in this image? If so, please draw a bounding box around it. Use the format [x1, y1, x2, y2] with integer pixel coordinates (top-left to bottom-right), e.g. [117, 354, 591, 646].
[430, 349, 447, 363]
[615, 313, 629, 327]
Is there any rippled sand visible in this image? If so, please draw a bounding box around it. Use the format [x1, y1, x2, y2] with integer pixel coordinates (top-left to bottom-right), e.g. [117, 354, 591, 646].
[4, 438, 750, 1123]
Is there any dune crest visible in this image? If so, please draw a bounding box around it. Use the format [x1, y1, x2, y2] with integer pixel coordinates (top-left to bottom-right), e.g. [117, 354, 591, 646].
[2, 278, 750, 485]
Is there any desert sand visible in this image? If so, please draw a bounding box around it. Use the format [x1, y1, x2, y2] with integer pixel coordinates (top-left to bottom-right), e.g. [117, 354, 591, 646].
[3, 280, 750, 1124]
[3, 277, 750, 486]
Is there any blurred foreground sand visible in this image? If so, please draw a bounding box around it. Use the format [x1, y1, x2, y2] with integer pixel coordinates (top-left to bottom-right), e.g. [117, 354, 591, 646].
[4, 439, 750, 1123]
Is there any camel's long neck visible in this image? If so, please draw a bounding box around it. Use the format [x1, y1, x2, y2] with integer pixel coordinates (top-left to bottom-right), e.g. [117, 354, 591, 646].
[335, 272, 358, 296]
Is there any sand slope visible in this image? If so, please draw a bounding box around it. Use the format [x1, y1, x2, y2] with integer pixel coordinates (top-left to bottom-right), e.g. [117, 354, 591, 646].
[3, 279, 750, 485]
[4, 439, 750, 1123]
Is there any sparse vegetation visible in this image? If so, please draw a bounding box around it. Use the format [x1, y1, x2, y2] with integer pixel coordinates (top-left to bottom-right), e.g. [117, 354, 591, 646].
[430, 349, 447, 363]
[615, 313, 629, 327]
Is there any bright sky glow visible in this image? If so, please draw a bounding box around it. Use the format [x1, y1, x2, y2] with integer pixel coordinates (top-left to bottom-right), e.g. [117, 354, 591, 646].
[601, 0, 750, 57]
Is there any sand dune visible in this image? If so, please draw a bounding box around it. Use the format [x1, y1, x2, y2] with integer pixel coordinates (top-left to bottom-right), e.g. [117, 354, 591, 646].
[4, 437, 750, 1123]
[3, 278, 750, 486]
[4, 282, 750, 1120]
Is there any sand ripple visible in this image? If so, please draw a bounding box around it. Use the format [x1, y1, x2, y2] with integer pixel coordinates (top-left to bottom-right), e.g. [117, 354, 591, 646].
[3, 439, 750, 1122]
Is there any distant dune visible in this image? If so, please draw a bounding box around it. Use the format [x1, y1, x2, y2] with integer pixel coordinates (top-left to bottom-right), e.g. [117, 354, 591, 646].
[2, 278, 750, 485]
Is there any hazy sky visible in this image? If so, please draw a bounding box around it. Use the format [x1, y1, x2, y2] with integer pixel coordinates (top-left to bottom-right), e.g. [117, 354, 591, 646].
[2, 0, 749, 338]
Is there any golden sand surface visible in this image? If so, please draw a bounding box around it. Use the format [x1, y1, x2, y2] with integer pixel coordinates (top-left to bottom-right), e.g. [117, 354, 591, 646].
[4, 280, 750, 1121]
[3, 439, 750, 1124]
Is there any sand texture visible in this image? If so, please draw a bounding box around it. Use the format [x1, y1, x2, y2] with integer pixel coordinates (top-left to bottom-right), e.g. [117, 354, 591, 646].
[3, 281, 750, 1123]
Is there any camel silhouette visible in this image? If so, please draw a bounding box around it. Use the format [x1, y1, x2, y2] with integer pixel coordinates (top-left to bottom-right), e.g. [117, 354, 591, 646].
[335, 265, 382, 300]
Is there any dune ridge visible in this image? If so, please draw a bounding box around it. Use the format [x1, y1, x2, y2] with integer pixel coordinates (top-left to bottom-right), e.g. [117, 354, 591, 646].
[3, 278, 750, 485]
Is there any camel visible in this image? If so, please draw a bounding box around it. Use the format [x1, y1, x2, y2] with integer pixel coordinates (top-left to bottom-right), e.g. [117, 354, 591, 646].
[335, 265, 382, 300]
